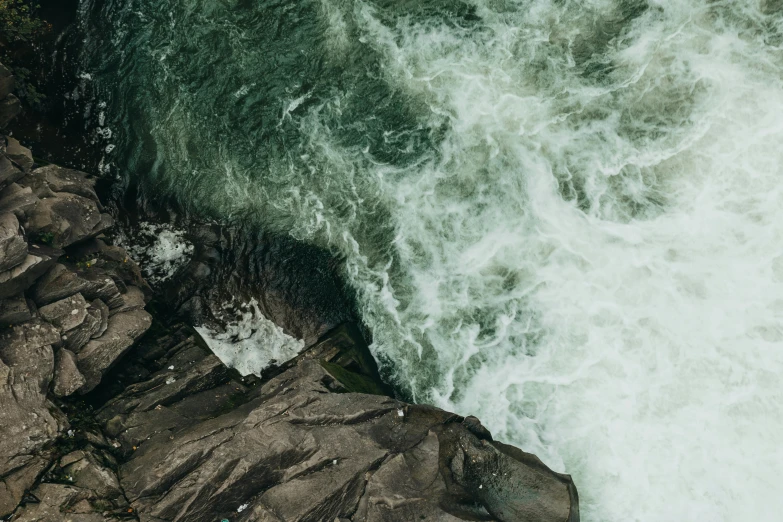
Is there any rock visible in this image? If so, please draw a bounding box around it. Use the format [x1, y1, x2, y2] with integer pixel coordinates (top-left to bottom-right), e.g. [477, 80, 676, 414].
[25, 164, 101, 206]
[39, 292, 89, 332]
[0, 63, 14, 99]
[0, 249, 59, 300]
[0, 321, 58, 393]
[0, 295, 32, 325]
[24, 192, 113, 248]
[0, 94, 21, 129]
[53, 348, 86, 397]
[0, 357, 66, 517]
[0, 154, 24, 190]
[63, 300, 103, 351]
[6, 137, 34, 172]
[10, 483, 124, 521]
[106, 325, 578, 522]
[108, 285, 145, 316]
[0, 211, 27, 271]
[0, 182, 39, 217]
[76, 308, 152, 393]
[31, 263, 123, 308]
[91, 298, 109, 338]
[59, 449, 124, 500]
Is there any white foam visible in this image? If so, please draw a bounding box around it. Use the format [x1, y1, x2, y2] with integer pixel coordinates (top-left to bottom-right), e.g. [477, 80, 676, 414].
[116, 222, 193, 284]
[296, 2, 783, 520]
[195, 298, 305, 376]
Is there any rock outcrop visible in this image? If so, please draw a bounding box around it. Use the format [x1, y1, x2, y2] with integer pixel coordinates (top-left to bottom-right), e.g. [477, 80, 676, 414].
[0, 76, 153, 516]
[0, 63, 579, 521]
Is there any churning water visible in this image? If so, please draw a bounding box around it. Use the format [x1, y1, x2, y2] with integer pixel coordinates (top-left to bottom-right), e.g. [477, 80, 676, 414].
[83, 0, 783, 519]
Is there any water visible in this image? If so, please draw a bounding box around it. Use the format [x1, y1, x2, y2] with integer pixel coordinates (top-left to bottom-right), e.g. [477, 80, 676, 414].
[82, 0, 783, 520]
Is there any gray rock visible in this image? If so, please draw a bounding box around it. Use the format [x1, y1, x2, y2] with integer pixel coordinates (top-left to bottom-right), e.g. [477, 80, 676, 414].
[91, 298, 109, 339]
[76, 308, 152, 393]
[0, 295, 32, 325]
[24, 192, 113, 249]
[0, 94, 21, 129]
[63, 300, 103, 351]
[0, 321, 58, 393]
[39, 292, 90, 332]
[25, 165, 101, 206]
[60, 449, 124, 501]
[0, 249, 59, 300]
[108, 285, 146, 316]
[10, 483, 123, 521]
[0, 154, 24, 191]
[53, 348, 86, 397]
[108, 327, 578, 522]
[0, 357, 66, 517]
[0, 182, 39, 217]
[0, 211, 27, 271]
[0, 63, 14, 100]
[31, 263, 123, 308]
[6, 137, 33, 172]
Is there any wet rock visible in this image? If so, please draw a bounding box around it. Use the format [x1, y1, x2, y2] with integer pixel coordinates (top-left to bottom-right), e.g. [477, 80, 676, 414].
[76, 308, 152, 393]
[0, 248, 59, 299]
[0, 211, 27, 271]
[53, 348, 86, 397]
[0, 295, 32, 325]
[39, 292, 89, 332]
[0, 94, 21, 129]
[106, 325, 578, 522]
[24, 192, 113, 249]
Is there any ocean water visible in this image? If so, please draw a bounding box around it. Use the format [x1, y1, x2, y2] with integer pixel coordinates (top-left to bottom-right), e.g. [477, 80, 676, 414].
[82, 0, 783, 519]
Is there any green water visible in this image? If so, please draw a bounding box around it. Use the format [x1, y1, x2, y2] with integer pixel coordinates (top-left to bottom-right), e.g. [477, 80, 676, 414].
[84, 0, 783, 519]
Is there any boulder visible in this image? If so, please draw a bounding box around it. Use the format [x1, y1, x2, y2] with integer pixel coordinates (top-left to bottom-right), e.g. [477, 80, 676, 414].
[0, 356, 66, 517]
[0, 248, 59, 300]
[0, 154, 24, 190]
[0, 211, 27, 271]
[31, 263, 124, 308]
[0, 295, 32, 325]
[63, 300, 104, 351]
[0, 94, 21, 129]
[0, 182, 39, 217]
[76, 308, 152, 393]
[97, 324, 578, 522]
[59, 449, 124, 501]
[39, 292, 90, 332]
[6, 137, 34, 172]
[53, 348, 87, 397]
[0, 321, 57, 394]
[24, 192, 113, 248]
[24, 164, 101, 206]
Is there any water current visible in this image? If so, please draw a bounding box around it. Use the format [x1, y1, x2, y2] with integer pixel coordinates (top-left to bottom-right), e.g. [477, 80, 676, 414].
[80, 0, 783, 519]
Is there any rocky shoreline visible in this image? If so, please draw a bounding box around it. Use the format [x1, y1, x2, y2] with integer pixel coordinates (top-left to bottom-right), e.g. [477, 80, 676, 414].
[0, 63, 579, 521]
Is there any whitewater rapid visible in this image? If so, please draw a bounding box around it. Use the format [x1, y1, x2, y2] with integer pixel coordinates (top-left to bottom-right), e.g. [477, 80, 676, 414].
[87, 0, 783, 519]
